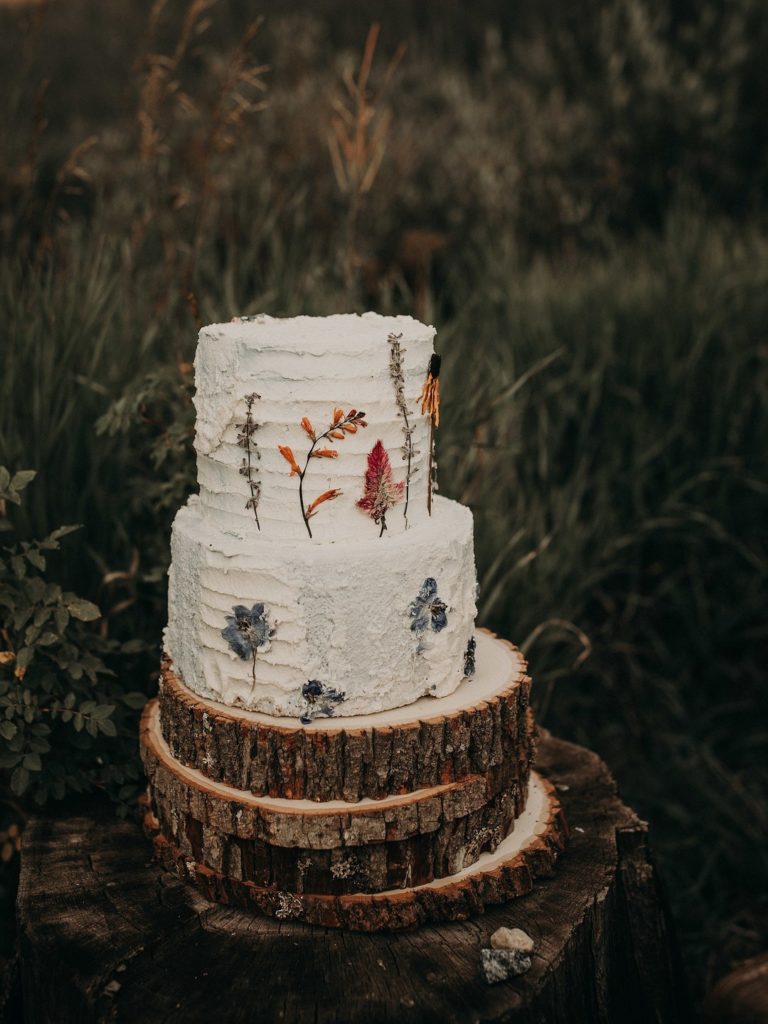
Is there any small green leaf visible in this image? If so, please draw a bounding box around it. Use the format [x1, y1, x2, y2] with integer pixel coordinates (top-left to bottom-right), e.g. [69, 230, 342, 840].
[97, 718, 118, 738]
[16, 647, 34, 670]
[10, 765, 29, 796]
[73, 712, 84, 732]
[54, 607, 70, 634]
[66, 598, 101, 622]
[92, 704, 116, 720]
[8, 732, 24, 753]
[22, 752, 42, 771]
[10, 470, 36, 492]
[33, 606, 51, 628]
[122, 691, 147, 710]
[25, 550, 46, 571]
[0, 721, 17, 741]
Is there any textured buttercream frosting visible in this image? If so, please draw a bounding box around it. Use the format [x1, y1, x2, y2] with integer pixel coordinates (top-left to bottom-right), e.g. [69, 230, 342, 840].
[195, 313, 435, 541]
[165, 312, 480, 718]
[165, 495, 477, 716]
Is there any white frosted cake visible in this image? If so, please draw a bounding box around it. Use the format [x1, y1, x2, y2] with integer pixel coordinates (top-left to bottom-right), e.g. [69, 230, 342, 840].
[164, 312, 478, 718]
[144, 311, 565, 932]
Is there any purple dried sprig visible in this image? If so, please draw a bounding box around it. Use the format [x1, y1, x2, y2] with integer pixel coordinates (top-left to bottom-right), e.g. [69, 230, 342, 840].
[236, 392, 262, 529]
[388, 332, 419, 527]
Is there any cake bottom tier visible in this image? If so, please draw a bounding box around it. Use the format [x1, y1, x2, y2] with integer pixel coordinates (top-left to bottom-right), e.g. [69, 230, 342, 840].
[142, 773, 567, 931]
[164, 494, 477, 717]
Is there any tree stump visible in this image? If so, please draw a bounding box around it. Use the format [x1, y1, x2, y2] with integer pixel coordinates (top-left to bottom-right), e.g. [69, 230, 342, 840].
[16, 732, 691, 1024]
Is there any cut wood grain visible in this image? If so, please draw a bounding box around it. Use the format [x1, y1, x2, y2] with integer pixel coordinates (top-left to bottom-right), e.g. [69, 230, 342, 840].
[16, 732, 692, 1024]
[143, 772, 566, 928]
[141, 699, 531, 893]
[158, 629, 533, 801]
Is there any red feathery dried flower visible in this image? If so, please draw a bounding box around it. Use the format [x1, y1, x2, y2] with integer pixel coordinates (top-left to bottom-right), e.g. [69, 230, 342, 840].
[357, 440, 405, 536]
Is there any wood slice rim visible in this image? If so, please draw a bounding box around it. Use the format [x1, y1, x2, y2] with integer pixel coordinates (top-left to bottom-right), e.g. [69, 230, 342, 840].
[159, 629, 534, 801]
[142, 772, 567, 931]
[147, 782, 523, 895]
[141, 700, 531, 852]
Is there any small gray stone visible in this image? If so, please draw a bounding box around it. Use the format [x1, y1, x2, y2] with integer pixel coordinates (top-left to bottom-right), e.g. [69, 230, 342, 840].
[490, 926, 534, 953]
[480, 947, 532, 984]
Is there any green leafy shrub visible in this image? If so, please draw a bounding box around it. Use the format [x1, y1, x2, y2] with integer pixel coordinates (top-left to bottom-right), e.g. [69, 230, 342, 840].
[0, 468, 147, 811]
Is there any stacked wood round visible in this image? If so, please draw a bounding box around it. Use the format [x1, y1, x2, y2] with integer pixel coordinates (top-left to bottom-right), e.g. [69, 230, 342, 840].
[140, 630, 568, 930]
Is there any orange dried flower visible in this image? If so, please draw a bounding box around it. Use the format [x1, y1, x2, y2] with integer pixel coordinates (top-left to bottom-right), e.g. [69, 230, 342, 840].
[278, 445, 301, 475]
[332, 408, 344, 425]
[329, 429, 345, 440]
[300, 417, 316, 441]
[342, 422, 357, 433]
[418, 354, 441, 427]
[306, 489, 342, 518]
[311, 448, 339, 459]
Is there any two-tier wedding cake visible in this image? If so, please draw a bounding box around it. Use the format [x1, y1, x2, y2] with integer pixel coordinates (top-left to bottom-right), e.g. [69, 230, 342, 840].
[140, 313, 567, 930]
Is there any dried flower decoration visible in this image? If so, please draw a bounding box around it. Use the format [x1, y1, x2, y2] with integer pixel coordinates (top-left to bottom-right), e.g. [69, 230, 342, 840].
[273, 891, 303, 920]
[278, 408, 367, 538]
[357, 440, 405, 536]
[236, 392, 261, 529]
[418, 354, 441, 515]
[221, 603, 276, 689]
[387, 332, 419, 526]
[409, 577, 448, 636]
[464, 636, 477, 677]
[418, 353, 441, 426]
[299, 679, 346, 724]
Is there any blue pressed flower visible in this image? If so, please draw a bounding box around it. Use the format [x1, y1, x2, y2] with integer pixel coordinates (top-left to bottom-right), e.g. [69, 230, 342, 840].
[222, 604, 275, 690]
[299, 681, 345, 724]
[222, 603, 273, 660]
[409, 577, 448, 637]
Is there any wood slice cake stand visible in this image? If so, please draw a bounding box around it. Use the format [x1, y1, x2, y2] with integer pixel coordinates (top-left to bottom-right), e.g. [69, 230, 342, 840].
[139, 631, 565, 930]
[16, 732, 690, 1024]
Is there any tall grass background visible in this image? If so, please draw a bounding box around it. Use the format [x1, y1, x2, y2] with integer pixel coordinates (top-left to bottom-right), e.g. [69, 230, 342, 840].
[1, 0, 767, 1006]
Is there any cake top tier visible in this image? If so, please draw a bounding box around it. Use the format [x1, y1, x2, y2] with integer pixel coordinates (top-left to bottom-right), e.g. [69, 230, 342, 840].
[194, 312, 439, 542]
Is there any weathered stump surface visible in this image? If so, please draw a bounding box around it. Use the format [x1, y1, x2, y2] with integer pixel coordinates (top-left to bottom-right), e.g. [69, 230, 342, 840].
[16, 733, 692, 1024]
[158, 631, 533, 802]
